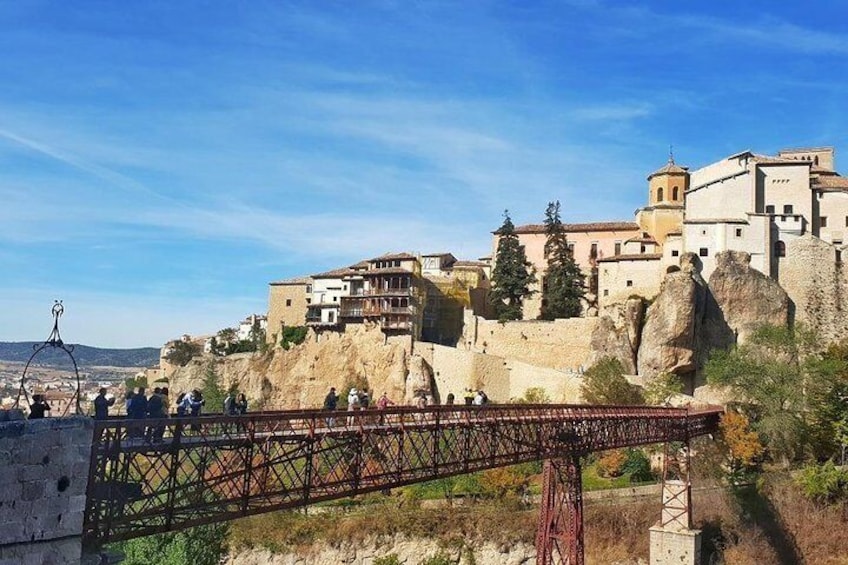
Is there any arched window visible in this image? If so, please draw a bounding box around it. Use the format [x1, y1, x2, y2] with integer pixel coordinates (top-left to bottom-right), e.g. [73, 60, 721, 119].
[775, 240, 786, 257]
[672, 186, 679, 200]
[657, 187, 664, 201]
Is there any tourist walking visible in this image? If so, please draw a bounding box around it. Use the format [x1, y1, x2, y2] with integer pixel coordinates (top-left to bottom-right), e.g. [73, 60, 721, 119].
[93, 388, 115, 420]
[347, 388, 361, 425]
[463, 388, 474, 406]
[175, 392, 186, 416]
[129, 387, 148, 438]
[377, 392, 394, 425]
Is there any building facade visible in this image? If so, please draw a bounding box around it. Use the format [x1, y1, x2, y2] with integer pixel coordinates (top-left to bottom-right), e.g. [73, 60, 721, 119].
[266, 277, 312, 344]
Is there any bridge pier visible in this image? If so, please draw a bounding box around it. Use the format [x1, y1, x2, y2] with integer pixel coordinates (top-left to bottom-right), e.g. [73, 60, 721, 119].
[649, 443, 701, 565]
[535, 456, 584, 565]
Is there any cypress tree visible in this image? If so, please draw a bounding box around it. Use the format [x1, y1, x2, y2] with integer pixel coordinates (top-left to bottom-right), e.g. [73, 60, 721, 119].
[489, 210, 536, 321]
[540, 201, 585, 319]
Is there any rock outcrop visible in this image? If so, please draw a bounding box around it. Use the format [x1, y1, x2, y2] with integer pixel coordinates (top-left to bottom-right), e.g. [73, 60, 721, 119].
[707, 250, 791, 344]
[636, 250, 791, 387]
[169, 324, 412, 410]
[637, 255, 705, 382]
[589, 297, 645, 374]
[227, 537, 537, 565]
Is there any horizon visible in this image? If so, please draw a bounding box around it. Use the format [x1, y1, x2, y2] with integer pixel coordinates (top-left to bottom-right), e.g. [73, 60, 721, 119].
[2, 1, 848, 347]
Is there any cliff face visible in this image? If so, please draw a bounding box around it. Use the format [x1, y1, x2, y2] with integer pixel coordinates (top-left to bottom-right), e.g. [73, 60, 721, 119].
[227, 537, 536, 565]
[168, 324, 428, 410]
[636, 251, 790, 388]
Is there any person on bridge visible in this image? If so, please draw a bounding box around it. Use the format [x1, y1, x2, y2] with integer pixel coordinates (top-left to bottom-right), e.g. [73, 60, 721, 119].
[347, 388, 361, 426]
[145, 387, 166, 443]
[28, 394, 51, 419]
[223, 391, 236, 415]
[236, 393, 248, 415]
[129, 387, 148, 438]
[445, 393, 455, 406]
[93, 388, 115, 420]
[463, 389, 474, 405]
[323, 387, 338, 428]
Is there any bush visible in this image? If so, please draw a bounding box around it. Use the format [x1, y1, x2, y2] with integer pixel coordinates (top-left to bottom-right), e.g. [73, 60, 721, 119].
[796, 460, 848, 504]
[478, 466, 530, 499]
[597, 450, 627, 478]
[621, 449, 654, 483]
[281, 326, 309, 350]
[420, 551, 453, 565]
[582, 357, 644, 405]
[119, 523, 228, 565]
[374, 554, 402, 565]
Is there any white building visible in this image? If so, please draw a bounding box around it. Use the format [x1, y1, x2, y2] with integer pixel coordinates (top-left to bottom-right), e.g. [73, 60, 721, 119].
[237, 314, 267, 341]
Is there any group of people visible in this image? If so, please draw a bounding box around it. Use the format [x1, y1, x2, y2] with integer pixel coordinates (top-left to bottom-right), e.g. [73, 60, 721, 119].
[322, 387, 490, 416]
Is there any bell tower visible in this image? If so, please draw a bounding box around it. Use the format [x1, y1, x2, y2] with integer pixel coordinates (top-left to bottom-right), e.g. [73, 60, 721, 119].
[648, 148, 689, 206]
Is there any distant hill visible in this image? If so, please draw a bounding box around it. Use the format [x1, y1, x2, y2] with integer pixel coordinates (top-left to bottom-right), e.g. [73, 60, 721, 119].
[0, 342, 160, 368]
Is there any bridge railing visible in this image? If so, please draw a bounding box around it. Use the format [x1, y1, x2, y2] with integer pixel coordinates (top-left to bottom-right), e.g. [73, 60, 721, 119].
[83, 404, 722, 547]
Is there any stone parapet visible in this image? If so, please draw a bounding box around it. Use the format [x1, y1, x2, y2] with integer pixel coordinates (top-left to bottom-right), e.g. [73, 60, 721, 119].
[0, 416, 93, 565]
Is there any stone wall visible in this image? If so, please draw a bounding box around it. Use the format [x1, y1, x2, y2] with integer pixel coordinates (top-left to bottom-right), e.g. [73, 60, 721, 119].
[779, 235, 848, 342]
[419, 343, 584, 403]
[460, 311, 599, 372]
[0, 415, 93, 565]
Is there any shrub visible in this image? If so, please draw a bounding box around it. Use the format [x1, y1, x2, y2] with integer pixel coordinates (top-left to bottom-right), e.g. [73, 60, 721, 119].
[582, 357, 644, 405]
[374, 554, 402, 565]
[795, 460, 848, 504]
[478, 466, 530, 499]
[281, 326, 309, 350]
[420, 551, 453, 565]
[597, 450, 627, 478]
[621, 449, 654, 483]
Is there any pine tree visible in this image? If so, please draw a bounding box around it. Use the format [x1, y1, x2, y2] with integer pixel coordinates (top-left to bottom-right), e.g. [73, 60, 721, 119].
[540, 201, 585, 319]
[489, 210, 536, 321]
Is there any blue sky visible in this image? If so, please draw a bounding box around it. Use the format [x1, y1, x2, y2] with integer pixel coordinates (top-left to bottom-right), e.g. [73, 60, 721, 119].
[2, 1, 848, 347]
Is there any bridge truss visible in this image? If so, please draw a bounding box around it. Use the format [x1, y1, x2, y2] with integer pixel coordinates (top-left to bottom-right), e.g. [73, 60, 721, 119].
[84, 404, 721, 563]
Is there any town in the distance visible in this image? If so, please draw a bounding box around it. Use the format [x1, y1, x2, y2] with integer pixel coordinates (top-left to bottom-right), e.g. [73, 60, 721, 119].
[5, 144, 846, 418]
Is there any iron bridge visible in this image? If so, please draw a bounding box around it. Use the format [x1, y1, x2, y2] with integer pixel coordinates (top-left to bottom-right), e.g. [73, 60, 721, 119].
[84, 403, 722, 564]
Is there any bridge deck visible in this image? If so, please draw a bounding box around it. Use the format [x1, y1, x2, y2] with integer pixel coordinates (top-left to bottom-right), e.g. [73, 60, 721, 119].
[83, 404, 721, 547]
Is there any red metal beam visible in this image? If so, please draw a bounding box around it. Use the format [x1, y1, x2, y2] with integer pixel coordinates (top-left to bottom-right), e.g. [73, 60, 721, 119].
[83, 404, 721, 549]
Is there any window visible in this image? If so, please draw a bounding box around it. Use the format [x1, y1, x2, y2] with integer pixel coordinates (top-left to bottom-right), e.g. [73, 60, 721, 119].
[845, 216, 848, 227]
[775, 240, 786, 257]
[626, 280, 633, 287]
[820, 216, 828, 228]
[640, 245, 646, 253]
[567, 243, 575, 256]
[603, 289, 609, 296]
[838, 250, 843, 263]
[672, 186, 679, 200]
[699, 248, 709, 257]
[306, 298, 311, 304]
[590, 243, 598, 259]
[657, 187, 664, 201]
[794, 216, 800, 223]
[784, 204, 793, 214]
[285, 299, 292, 307]
[614, 241, 621, 255]
[766, 205, 775, 214]
[701, 229, 707, 236]
[306, 285, 312, 293]
[333, 296, 338, 302]
[671, 250, 679, 257]
[344, 284, 348, 291]
[735, 228, 743, 237]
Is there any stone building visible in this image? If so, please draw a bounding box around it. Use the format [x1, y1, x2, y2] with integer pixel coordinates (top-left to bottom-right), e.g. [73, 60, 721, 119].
[266, 277, 312, 344]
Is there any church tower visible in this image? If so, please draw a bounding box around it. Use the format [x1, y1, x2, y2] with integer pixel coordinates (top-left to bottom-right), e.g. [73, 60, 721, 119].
[636, 151, 689, 246]
[647, 152, 689, 206]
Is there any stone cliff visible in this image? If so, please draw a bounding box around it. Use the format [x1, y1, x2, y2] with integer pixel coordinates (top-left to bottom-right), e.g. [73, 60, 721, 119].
[168, 324, 432, 410]
[636, 250, 790, 389]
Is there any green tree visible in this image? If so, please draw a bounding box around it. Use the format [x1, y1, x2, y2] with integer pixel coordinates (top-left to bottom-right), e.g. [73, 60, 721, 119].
[513, 386, 551, 404]
[201, 362, 228, 414]
[164, 340, 201, 367]
[120, 523, 229, 565]
[705, 324, 817, 464]
[581, 357, 644, 405]
[249, 318, 266, 349]
[540, 201, 584, 320]
[643, 372, 684, 406]
[489, 210, 536, 321]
